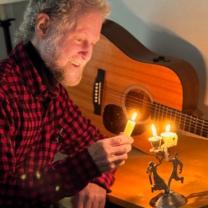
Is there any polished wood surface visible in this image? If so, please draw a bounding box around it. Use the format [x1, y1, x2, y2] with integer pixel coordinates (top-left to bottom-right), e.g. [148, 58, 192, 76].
[107, 134, 208, 208]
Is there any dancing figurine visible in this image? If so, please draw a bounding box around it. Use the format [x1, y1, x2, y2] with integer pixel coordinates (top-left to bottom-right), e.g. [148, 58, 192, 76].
[168, 154, 184, 188]
[146, 161, 169, 194]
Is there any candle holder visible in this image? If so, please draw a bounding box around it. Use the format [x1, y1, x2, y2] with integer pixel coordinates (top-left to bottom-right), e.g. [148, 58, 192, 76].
[146, 145, 187, 208]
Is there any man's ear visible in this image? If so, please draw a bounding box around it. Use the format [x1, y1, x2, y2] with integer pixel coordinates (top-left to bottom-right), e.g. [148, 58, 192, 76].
[35, 13, 50, 38]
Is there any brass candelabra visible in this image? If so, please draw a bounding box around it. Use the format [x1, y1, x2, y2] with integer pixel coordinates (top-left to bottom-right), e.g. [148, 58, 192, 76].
[147, 125, 187, 208]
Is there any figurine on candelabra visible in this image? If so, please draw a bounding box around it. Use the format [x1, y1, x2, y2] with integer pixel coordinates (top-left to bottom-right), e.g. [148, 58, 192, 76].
[168, 154, 184, 188]
[147, 124, 187, 208]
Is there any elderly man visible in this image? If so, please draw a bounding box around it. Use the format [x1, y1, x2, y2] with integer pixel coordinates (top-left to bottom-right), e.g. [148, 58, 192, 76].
[0, 0, 133, 207]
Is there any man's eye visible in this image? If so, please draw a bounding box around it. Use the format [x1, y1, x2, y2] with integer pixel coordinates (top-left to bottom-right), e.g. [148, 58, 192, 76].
[76, 38, 83, 43]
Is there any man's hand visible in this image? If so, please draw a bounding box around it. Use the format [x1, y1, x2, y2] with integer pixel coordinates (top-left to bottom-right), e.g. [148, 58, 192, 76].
[72, 183, 107, 208]
[88, 134, 133, 172]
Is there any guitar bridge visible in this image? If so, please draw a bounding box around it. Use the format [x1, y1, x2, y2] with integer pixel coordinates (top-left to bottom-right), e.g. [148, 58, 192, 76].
[93, 69, 105, 115]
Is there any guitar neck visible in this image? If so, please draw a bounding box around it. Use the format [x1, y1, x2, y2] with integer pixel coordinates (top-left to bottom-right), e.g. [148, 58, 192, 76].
[151, 102, 208, 138]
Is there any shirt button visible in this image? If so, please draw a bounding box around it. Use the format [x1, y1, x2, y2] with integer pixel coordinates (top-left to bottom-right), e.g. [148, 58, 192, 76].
[59, 128, 64, 136]
[54, 128, 64, 143]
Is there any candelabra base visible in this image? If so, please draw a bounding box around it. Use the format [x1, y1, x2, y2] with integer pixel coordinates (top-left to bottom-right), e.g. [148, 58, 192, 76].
[150, 191, 187, 208]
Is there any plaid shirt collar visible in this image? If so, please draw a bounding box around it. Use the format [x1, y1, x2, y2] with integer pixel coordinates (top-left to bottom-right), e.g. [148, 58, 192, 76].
[10, 41, 59, 100]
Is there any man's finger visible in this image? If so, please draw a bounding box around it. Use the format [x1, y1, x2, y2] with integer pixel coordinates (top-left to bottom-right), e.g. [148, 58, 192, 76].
[85, 197, 92, 208]
[111, 144, 132, 156]
[98, 197, 106, 208]
[110, 135, 133, 146]
[72, 195, 84, 208]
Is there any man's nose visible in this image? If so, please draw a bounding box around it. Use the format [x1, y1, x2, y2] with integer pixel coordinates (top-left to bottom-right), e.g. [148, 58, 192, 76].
[79, 44, 93, 61]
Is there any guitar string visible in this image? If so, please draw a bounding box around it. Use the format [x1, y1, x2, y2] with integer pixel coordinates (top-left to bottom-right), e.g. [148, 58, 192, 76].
[104, 86, 207, 121]
[76, 82, 208, 134]
[99, 87, 208, 135]
[110, 90, 208, 133]
[153, 102, 208, 136]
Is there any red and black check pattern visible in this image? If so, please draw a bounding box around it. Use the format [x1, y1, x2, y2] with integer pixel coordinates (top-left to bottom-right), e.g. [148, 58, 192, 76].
[0, 42, 114, 207]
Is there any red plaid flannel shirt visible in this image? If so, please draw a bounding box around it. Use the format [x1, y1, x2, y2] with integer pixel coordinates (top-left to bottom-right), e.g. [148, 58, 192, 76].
[0, 42, 114, 207]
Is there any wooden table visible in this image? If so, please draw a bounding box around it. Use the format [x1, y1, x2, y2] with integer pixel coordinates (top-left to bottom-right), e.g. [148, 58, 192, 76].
[107, 134, 208, 208]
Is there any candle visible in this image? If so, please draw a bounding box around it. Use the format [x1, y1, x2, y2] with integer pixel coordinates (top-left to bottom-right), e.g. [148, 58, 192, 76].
[148, 124, 162, 149]
[124, 112, 137, 136]
[160, 124, 178, 148]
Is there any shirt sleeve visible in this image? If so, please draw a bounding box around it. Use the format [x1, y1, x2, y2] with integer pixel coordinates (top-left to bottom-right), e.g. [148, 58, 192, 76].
[59, 89, 115, 192]
[0, 97, 101, 206]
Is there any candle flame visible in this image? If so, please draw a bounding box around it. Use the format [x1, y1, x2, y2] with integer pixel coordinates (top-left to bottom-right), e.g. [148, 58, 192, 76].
[131, 112, 137, 121]
[151, 124, 157, 137]
[165, 124, 171, 132]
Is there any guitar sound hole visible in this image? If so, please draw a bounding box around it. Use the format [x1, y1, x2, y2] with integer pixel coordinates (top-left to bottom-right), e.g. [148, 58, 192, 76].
[103, 104, 145, 135]
[103, 104, 126, 134]
[125, 89, 152, 122]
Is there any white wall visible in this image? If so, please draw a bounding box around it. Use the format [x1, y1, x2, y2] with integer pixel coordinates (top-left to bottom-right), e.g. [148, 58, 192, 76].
[109, 0, 208, 119]
[0, 0, 207, 118]
[0, 1, 27, 58]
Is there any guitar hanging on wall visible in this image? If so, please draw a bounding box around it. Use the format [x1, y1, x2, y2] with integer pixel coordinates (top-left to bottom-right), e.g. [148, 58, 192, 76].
[67, 20, 208, 153]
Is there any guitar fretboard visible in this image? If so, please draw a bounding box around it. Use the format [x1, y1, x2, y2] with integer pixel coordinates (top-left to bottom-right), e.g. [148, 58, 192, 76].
[151, 102, 208, 138]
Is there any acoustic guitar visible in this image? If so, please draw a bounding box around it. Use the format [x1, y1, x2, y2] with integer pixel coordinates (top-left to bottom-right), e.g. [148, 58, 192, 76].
[67, 20, 208, 153]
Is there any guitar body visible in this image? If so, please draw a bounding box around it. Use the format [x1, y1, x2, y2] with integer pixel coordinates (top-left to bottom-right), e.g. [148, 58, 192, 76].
[67, 20, 201, 153]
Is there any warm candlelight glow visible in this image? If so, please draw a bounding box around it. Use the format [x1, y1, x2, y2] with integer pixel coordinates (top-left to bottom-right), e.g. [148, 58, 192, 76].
[161, 124, 178, 148]
[149, 124, 161, 150]
[124, 112, 137, 136]
[131, 112, 137, 121]
[165, 124, 171, 132]
[151, 124, 158, 137]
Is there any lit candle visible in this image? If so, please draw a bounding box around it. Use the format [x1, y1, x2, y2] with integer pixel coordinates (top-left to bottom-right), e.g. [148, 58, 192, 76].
[148, 124, 162, 150]
[124, 112, 137, 136]
[160, 124, 178, 148]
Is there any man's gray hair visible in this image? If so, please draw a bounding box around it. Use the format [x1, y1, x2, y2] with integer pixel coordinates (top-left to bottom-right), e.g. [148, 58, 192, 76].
[15, 0, 111, 43]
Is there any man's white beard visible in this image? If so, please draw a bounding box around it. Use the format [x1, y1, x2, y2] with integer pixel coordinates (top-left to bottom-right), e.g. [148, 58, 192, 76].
[37, 34, 86, 87]
[38, 37, 65, 84]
